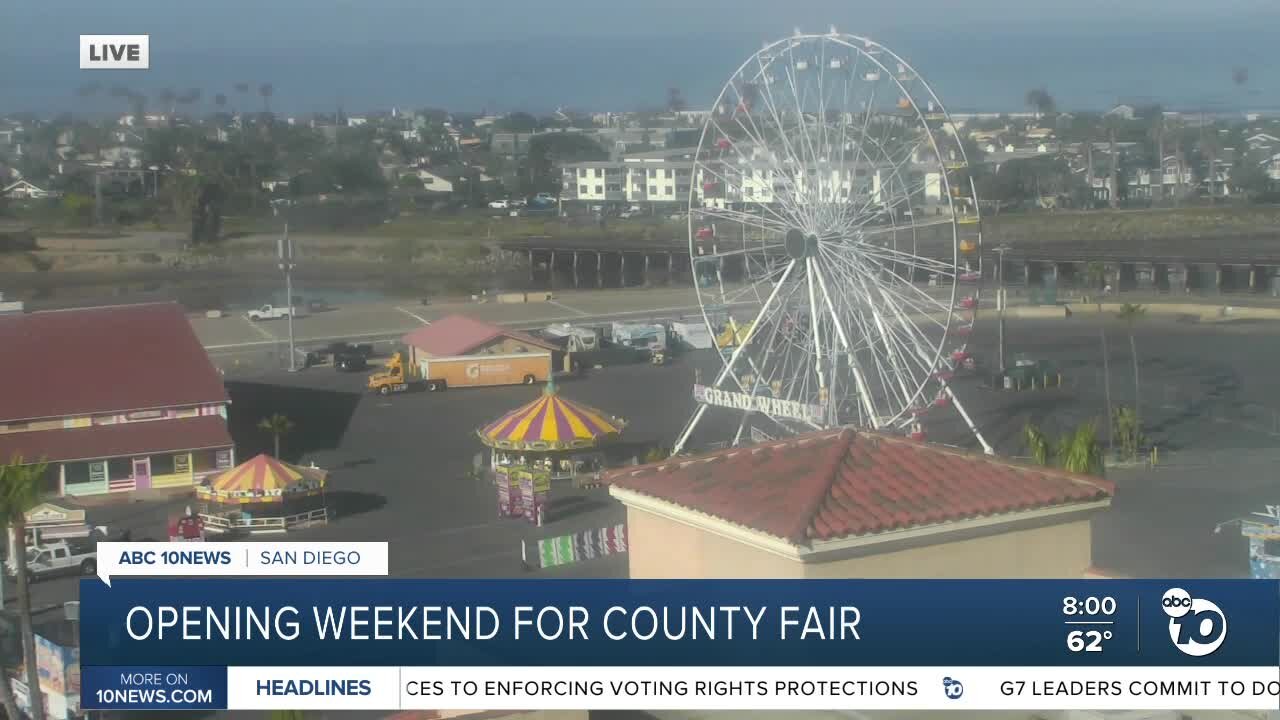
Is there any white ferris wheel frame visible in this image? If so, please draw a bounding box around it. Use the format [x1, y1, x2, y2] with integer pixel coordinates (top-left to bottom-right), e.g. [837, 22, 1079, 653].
[673, 29, 994, 456]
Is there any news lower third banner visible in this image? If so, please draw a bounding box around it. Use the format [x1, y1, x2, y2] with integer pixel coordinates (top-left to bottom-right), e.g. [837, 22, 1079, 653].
[80, 579, 1280, 711]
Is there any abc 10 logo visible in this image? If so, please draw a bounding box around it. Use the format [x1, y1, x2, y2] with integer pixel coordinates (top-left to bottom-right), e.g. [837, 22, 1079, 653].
[1161, 588, 1227, 657]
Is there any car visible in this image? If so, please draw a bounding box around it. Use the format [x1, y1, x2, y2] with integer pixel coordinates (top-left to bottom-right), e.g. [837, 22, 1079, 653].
[334, 352, 369, 372]
[488, 199, 510, 209]
[618, 210, 639, 219]
[307, 299, 333, 313]
[318, 341, 374, 358]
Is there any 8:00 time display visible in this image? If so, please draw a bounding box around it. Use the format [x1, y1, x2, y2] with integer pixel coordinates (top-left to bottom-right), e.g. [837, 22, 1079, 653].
[1063, 596, 1117, 616]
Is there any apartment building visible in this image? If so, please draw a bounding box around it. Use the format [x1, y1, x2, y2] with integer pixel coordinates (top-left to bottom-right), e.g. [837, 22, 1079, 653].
[562, 146, 942, 211]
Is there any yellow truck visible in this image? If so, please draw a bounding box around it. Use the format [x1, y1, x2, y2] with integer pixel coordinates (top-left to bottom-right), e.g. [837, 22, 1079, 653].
[367, 353, 425, 395]
[368, 351, 552, 395]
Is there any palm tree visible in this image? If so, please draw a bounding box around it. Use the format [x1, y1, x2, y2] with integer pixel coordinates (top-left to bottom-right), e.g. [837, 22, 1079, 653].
[0, 455, 50, 720]
[258, 414, 295, 458]
[158, 88, 177, 115]
[259, 83, 274, 114]
[1117, 303, 1147, 427]
[1103, 115, 1125, 209]
[1057, 421, 1105, 475]
[1024, 422, 1105, 476]
[1025, 87, 1055, 119]
[1024, 423, 1052, 466]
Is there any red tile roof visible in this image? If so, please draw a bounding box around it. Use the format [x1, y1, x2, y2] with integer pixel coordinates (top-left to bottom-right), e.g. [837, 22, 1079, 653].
[0, 415, 232, 464]
[402, 314, 557, 357]
[0, 303, 228, 423]
[606, 429, 1114, 545]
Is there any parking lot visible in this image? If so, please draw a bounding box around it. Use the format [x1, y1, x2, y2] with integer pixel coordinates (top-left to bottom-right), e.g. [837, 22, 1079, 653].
[18, 309, 1280, 612]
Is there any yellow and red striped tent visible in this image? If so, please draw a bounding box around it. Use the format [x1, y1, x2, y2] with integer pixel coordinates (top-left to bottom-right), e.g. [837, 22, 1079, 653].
[478, 382, 626, 452]
[197, 453, 327, 504]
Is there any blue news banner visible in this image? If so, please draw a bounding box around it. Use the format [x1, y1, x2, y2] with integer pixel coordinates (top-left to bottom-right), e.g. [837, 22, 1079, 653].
[79, 579, 1280, 711]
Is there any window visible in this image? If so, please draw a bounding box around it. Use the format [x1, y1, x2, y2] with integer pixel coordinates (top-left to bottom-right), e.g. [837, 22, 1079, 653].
[745, 186, 754, 197]
[215, 449, 233, 469]
[649, 186, 658, 195]
[64, 462, 92, 486]
[578, 168, 586, 178]
[607, 184, 621, 192]
[648, 169, 657, 178]
[594, 168, 602, 178]
[6, 421, 28, 431]
[108, 457, 133, 479]
[174, 453, 190, 473]
[579, 185, 588, 195]
[594, 185, 603, 194]
[151, 453, 176, 476]
[664, 169, 672, 178]
[665, 187, 673, 196]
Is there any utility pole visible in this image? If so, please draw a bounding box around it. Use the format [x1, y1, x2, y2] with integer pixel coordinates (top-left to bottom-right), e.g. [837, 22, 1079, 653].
[93, 171, 104, 226]
[995, 244, 1011, 373]
[274, 200, 297, 371]
[1101, 327, 1114, 456]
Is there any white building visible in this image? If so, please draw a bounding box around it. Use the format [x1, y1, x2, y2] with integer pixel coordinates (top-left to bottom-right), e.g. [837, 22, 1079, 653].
[2, 180, 54, 199]
[561, 145, 942, 211]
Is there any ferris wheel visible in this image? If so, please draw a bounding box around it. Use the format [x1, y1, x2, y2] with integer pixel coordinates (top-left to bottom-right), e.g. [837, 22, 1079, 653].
[673, 28, 994, 455]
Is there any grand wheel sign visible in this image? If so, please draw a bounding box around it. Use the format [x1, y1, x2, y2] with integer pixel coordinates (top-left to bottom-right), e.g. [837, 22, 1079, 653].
[692, 385, 827, 425]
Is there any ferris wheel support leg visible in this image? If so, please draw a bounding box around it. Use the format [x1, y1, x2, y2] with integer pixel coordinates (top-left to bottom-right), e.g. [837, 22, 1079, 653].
[812, 258, 879, 427]
[941, 384, 995, 455]
[675, 260, 798, 457]
[672, 404, 709, 457]
[732, 411, 751, 447]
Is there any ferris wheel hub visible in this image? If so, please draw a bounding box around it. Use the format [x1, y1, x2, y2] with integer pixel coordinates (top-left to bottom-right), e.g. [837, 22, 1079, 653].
[784, 228, 819, 260]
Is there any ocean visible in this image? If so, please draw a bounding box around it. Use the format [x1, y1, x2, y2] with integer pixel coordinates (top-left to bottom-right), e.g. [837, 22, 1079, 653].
[2, 26, 1276, 116]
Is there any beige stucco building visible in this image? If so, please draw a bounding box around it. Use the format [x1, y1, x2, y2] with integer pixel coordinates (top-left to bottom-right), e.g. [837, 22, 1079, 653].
[607, 429, 1114, 579]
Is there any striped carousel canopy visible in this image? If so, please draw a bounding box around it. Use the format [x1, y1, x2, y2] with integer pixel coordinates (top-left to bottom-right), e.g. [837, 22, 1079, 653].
[478, 381, 626, 451]
[197, 453, 326, 503]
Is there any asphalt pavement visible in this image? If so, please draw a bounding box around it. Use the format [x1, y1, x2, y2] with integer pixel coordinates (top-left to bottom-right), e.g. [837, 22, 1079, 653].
[14, 308, 1280, 614]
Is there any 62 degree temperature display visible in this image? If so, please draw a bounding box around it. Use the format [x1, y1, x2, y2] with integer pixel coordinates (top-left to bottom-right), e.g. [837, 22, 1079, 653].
[1063, 596, 1117, 653]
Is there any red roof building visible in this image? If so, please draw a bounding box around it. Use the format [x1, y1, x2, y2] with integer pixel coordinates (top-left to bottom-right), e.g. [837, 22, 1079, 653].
[400, 314, 561, 389]
[607, 429, 1114, 579]
[401, 315, 556, 358]
[0, 303, 234, 497]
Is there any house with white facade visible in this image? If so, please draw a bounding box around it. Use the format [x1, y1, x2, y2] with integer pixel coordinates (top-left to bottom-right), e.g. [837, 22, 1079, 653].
[2, 180, 57, 200]
[100, 145, 143, 168]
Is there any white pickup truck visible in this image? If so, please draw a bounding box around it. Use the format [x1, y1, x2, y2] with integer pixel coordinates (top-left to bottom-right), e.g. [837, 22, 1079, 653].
[14, 539, 98, 581]
[246, 304, 305, 321]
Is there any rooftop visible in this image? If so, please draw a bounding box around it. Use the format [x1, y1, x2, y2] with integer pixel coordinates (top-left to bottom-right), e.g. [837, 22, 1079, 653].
[0, 302, 229, 423]
[606, 429, 1113, 547]
[402, 314, 557, 357]
[0, 415, 232, 464]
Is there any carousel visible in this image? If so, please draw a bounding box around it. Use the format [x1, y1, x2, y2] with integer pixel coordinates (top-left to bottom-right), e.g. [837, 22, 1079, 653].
[478, 380, 626, 523]
[196, 453, 330, 534]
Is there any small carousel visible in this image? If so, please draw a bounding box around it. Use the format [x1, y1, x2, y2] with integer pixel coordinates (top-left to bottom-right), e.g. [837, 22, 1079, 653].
[196, 453, 330, 534]
[478, 380, 626, 524]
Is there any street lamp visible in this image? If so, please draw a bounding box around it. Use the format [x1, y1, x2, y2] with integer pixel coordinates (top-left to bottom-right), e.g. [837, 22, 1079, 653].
[271, 199, 298, 371]
[988, 243, 1008, 371]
